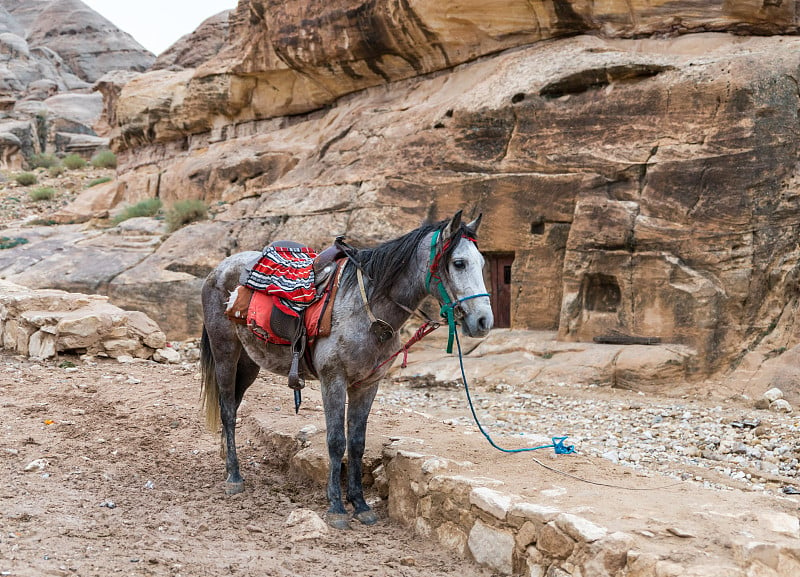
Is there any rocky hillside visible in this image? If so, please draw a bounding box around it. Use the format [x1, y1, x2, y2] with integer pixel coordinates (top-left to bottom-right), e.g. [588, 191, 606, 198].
[3, 1, 800, 399]
[0, 0, 154, 165]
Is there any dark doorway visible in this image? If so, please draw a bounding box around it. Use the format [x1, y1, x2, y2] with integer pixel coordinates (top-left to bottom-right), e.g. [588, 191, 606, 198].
[486, 253, 514, 328]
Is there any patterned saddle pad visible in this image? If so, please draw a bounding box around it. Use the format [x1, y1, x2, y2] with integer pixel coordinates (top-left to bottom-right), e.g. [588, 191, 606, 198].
[242, 245, 317, 315]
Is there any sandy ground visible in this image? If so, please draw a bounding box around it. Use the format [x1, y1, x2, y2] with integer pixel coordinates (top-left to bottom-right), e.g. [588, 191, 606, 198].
[0, 352, 495, 577]
[3, 345, 799, 577]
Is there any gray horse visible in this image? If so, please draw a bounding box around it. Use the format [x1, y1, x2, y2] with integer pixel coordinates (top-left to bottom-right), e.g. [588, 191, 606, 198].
[199, 211, 493, 528]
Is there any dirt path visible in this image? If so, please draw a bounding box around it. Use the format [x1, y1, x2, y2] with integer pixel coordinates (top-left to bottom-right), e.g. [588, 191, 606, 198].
[0, 353, 493, 577]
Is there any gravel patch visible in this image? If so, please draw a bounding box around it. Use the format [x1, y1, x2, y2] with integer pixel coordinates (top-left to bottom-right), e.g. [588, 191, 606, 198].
[379, 378, 800, 495]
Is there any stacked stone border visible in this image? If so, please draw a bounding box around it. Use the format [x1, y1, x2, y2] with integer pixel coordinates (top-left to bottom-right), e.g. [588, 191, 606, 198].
[248, 416, 787, 577]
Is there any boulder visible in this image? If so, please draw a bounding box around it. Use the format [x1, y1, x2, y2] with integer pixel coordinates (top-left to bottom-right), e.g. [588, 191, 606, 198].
[0, 278, 166, 359]
[51, 179, 125, 223]
[0, 118, 40, 159]
[0, 129, 22, 169]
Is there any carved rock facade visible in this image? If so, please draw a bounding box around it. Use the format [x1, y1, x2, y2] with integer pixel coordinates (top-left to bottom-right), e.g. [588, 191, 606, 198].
[14, 2, 800, 383]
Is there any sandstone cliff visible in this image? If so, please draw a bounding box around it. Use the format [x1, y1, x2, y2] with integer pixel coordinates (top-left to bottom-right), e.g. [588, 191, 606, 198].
[8, 1, 800, 390]
[0, 0, 154, 165]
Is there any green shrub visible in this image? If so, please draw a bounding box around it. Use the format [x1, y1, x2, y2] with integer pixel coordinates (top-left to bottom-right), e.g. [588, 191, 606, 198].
[14, 172, 37, 186]
[0, 236, 28, 249]
[28, 153, 60, 169]
[29, 218, 57, 226]
[165, 199, 208, 232]
[29, 186, 56, 201]
[91, 150, 117, 169]
[88, 176, 113, 187]
[48, 165, 65, 178]
[112, 198, 163, 225]
[62, 154, 87, 170]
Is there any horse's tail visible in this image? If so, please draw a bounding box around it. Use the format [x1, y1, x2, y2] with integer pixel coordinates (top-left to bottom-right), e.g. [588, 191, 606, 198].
[199, 325, 221, 432]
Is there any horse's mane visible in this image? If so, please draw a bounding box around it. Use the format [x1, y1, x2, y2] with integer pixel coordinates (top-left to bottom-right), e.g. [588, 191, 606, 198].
[342, 217, 478, 301]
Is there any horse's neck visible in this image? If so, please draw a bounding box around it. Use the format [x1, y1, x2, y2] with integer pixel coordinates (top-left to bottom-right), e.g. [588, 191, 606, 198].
[369, 243, 429, 330]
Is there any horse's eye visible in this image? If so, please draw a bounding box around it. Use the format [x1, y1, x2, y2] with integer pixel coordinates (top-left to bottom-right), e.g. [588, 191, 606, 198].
[452, 259, 466, 270]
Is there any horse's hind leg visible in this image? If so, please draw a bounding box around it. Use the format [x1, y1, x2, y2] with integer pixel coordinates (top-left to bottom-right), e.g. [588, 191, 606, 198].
[321, 375, 350, 529]
[346, 384, 379, 525]
[218, 352, 260, 494]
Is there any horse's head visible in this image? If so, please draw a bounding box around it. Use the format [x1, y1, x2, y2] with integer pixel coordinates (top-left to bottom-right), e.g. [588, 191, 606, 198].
[429, 211, 494, 338]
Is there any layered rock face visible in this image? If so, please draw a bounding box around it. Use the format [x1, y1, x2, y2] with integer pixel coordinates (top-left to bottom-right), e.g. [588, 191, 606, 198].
[0, 0, 154, 164]
[9, 1, 800, 383]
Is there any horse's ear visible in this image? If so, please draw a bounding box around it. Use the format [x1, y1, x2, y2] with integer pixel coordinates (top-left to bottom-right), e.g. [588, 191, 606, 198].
[466, 213, 482, 235]
[442, 210, 463, 241]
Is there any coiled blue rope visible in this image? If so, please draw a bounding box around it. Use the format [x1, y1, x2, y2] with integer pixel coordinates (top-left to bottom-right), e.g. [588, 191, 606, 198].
[454, 328, 575, 455]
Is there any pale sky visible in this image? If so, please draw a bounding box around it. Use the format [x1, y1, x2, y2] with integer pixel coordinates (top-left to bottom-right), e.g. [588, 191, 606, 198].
[81, 0, 237, 56]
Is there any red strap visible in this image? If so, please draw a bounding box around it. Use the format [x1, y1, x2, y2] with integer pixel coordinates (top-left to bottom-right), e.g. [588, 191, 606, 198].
[351, 321, 440, 388]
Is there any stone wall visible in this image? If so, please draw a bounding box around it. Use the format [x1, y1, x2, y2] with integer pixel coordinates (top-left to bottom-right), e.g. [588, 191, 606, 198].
[251, 414, 800, 576]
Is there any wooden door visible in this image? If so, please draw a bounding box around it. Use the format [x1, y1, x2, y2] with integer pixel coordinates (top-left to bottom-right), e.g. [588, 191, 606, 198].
[486, 254, 514, 328]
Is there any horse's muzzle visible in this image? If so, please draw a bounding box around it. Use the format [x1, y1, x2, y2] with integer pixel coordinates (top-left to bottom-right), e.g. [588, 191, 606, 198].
[462, 310, 493, 338]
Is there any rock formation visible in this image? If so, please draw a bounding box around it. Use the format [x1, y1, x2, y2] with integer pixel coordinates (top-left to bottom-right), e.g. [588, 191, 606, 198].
[151, 10, 230, 71]
[0, 278, 167, 360]
[4, 1, 800, 392]
[0, 0, 154, 165]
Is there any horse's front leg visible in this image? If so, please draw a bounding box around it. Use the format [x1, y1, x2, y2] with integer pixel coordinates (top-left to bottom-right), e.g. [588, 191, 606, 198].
[321, 375, 349, 529]
[346, 383, 379, 525]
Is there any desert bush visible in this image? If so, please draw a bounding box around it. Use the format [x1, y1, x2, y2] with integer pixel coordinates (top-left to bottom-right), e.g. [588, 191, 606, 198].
[28, 218, 57, 226]
[29, 186, 56, 201]
[91, 150, 117, 169]
[165, 199, 207, 232]
[28, 153, 60, 169]
[48, 165, 65, 178]
[62, 154, 87, 170]
[112, 198, 163, 225]
[0, 236, 28, 249]
[14, 172, 37, 186]
[88, 176, 113, 187]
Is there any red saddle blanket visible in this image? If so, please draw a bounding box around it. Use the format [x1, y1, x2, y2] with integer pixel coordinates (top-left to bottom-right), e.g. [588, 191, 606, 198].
[242, 246, 317, 313]
[247, 290, 327, 345]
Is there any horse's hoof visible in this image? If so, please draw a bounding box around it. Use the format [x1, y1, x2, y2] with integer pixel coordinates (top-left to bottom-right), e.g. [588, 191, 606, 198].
[354, 509, 379, 526]
[325, 513, 351, 530]
[225, 481, 245, 495]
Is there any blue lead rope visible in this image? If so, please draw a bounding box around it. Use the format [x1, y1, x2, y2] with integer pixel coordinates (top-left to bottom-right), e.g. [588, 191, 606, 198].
[426, 228, 573, 454]
[454, 327, 575, 456]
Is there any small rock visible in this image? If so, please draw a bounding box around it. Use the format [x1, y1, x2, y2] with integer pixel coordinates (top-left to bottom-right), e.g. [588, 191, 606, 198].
[666, 527, 695, 538]
[23, 458, 47, 472]
[763, 388, 784, 403]
[154, 348, 181, 364]
[99, 500, 116, 509]
[295, 425, 318, 443]
[285, 508, 328, 541]
[770, 399, 792, 413]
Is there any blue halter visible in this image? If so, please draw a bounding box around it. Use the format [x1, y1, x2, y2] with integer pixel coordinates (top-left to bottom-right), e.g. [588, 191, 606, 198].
[425, 230, 491, 353]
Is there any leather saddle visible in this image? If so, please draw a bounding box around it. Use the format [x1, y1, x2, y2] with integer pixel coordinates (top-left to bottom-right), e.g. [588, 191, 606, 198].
[234, 240, 346, 392]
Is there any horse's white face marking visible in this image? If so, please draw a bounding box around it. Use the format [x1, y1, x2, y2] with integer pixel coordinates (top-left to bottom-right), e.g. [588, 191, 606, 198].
[446, 239, 493, 338]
